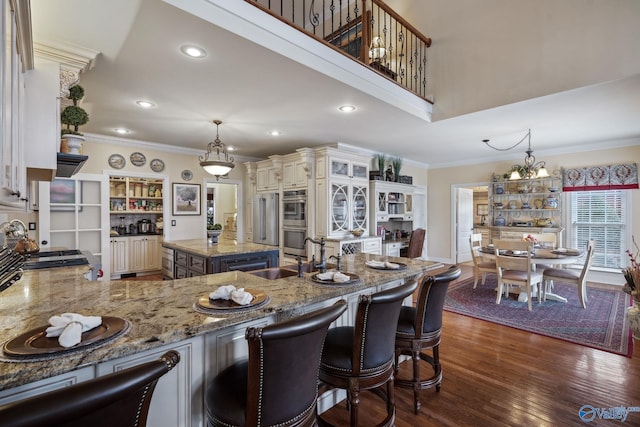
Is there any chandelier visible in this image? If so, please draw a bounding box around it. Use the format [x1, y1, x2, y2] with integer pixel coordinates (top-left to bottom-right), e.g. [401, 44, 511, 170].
[483, 129, 549, 180]
[199, 120, 234, 180]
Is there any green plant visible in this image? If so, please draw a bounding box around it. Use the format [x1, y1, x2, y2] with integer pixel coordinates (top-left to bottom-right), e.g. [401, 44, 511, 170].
[374, 153, 386, 172]
[392, 157, 402, 182]
[207, 223, 222, 230]
[61, 85, 89, 136]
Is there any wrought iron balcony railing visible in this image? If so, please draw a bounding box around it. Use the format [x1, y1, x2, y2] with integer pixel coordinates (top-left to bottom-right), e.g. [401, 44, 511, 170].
[245, 0, 432, 101]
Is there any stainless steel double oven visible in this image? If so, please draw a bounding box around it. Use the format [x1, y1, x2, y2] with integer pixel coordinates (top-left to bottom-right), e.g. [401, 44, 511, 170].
[282, 190, 307, 257]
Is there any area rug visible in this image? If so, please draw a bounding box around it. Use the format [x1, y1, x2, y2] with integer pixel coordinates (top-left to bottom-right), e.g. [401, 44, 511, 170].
[444, 277, 633, 357]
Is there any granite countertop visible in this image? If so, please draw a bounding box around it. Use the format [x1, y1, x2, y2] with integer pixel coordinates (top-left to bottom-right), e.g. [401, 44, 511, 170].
[162, 239, 278, 257]
[0, 254, 444, 390]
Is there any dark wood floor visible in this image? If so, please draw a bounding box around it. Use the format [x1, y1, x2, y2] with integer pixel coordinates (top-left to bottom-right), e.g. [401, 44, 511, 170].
[118, 267, 640, 426]
[320, 265, 640, 427]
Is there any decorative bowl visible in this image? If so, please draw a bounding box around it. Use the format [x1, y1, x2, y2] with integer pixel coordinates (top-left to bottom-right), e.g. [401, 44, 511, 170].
[351, 229, 364, 237]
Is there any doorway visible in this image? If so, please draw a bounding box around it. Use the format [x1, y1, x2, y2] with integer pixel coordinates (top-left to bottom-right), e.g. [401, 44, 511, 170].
[451, 183, 489, 263]
[205, 179, 242, 241]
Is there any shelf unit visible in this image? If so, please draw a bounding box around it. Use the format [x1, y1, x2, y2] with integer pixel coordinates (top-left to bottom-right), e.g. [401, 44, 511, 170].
[488, 176, 563, 243]
[109, 177, 164, 214]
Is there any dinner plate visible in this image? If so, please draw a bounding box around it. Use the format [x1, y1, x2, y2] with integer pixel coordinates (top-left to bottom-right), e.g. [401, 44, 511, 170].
[3, 316, 127, 358]
[150, 158, 165, 172]
[365, 262, 407, 271]
[197, 289, 267, 310]
[310, 272, 359, 285]
[108, 154, 125, 169]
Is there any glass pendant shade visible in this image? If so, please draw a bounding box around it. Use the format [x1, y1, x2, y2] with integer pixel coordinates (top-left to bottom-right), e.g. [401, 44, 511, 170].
[199, 120, 234, 180]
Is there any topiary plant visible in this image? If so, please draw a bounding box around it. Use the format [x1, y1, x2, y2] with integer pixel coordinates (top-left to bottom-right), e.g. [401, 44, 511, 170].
[207, 223, 222, 230]
[61, 85, 89, 136]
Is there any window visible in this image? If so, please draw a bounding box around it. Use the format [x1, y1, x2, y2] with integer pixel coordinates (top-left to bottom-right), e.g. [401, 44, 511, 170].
[569, 190, 629, 269]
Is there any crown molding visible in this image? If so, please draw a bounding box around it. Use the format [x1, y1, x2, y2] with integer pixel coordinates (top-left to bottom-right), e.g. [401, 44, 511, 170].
[12, 0, 34, 71]
[33, 41, 99, 74]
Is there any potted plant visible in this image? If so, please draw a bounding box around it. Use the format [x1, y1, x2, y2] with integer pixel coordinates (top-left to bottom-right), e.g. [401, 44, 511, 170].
[60, 85, 89, 154]
[392, 157, 402, 182]
[207, 223, 223, 243]
[370, 153, 386, 180]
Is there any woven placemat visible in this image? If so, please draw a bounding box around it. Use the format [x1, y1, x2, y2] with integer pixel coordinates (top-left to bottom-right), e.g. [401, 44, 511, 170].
[193, 295, 271, 315]
[0, 320, 131, 363]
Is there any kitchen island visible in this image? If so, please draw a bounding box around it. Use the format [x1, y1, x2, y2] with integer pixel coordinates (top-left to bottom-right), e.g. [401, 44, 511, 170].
[162, 239, 280, 277]
[0, 254, 444, 426]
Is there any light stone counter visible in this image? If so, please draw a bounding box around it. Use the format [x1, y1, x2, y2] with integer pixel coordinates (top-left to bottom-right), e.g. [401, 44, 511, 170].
[0, 254, 444, 391]
[162, 238, 278, 256]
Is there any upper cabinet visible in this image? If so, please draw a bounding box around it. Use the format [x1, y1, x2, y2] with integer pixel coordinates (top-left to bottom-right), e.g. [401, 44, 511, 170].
[282, 148, 313, 190]
[255, 156, 282, 193]
[370, 181, 415, 223]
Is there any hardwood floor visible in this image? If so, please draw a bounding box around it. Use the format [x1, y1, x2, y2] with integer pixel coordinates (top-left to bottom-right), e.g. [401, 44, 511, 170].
[321, 265, 640, 427]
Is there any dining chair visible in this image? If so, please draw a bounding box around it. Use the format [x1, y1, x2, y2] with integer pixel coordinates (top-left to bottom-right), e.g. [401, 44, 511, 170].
[0, 350, 180, 427]
[469, 233, 497, 289]
[400, 228, 426, 259]
[317, 280, 419, 427]
[542, 240, 595, 308]
[205, 300, 347, 427]
[494, 240, 543, 311]
[394, 266, 462, 414]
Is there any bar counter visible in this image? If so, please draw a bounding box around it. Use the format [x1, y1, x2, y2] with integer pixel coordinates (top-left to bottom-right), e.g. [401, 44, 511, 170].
[0, 254, 444, 392]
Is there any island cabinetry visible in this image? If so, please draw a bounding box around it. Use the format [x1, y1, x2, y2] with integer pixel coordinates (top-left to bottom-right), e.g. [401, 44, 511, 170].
[174, 250, 207, 278]
[213, 251, 279, 272]
[315, 147, 370, 238]
[0, 366, 94, 406]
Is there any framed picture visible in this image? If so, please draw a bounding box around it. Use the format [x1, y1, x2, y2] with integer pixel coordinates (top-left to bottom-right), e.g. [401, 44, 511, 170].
[172, 183, 201, 216]
[477, 204, 489, 216]
[51, 179, 81, 212]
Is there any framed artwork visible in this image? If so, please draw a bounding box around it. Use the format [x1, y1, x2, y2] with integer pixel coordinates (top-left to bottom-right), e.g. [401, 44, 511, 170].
[50, 179, 81, 211]
[477, 204, 489, 216]
[172, 183, 201, 216]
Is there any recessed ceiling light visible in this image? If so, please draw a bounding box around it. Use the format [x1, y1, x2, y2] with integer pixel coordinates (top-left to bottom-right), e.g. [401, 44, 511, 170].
[114, 128, 130, 135]
[338, 105, 356, 113]
[270, 130, 280, 136]
[180, 45, 207, 58]
[136, 100, 154, 108]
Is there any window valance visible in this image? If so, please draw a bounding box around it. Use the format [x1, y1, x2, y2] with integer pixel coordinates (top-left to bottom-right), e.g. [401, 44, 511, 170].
[562, 163, 639, 192]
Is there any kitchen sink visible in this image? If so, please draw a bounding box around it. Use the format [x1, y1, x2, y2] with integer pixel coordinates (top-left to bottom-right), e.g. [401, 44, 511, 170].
[249, 267, 299, 280]
[282, 263, 338, 273]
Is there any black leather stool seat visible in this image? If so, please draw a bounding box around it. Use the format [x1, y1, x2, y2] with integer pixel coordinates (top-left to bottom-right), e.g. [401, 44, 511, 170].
[205, 300, 347, 427]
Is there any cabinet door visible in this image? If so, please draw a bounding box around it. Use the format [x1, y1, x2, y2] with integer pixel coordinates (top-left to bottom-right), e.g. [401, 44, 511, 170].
[110, 238, 129, 274]
[350, 161, 369, 180]
[129, 237, 145, 272]
[330, 182, 350, 235]
[351, 184, 368, 232]
[144, 236, 161, 270]
[283, 160, 308, 189]
[256, 168, 268, 191]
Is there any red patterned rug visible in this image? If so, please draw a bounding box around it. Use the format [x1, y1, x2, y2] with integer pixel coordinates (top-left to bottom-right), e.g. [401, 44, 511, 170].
[444, 277, 633, 357]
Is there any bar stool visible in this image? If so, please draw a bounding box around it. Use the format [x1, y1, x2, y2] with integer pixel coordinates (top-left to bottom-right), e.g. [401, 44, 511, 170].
[0, 350, 180, 427]
[394, 266, 461, 414]
[205, 300, 347, 427]
[317, 281, 418, 427]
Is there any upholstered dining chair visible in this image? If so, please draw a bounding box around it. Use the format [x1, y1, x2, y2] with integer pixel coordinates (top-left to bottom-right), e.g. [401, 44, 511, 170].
[469, 233, 497, 289]
[542, 240, 595, 308]
[400, 228, 426, 259]
[205, 300, 347, 427]
[317, 280, 419, 427]
[394, 265, 462, 414]
[494, 240, 543, 311]
[0, 350, 180, 427]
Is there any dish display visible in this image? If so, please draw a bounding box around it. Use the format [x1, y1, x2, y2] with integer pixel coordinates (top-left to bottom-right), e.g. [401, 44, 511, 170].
[150, 158, 165, 172]
[181, 170, 193, 181]
[310, 272, 359, 285]
[366, 262, 407, 271]
[197, 289, 267, 310]
[130, 152, 146, 167]
[3, 317, 127, 358]
[108, 154, 126, 169]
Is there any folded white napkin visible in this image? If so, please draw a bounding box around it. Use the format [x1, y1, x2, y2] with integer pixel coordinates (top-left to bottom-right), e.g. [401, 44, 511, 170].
[332, 272, 351, 283]
[366, 260, 386, 268]
[384, 262, 400, 269]
[209, 285, 237, 300]
[316, 272, 335, 281]
[46, 313, 102, 348]
[231, 288, 254, 305]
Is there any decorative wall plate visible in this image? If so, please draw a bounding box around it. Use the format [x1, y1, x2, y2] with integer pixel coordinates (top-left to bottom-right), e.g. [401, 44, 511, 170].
[181, 170, 193, 181]
[108, 154, 125, 169]
[130, 152, 146, 167]
[150, 158, 165, 172]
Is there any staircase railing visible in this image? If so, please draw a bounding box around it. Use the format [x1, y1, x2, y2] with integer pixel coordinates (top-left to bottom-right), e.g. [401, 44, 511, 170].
[245, 0, 432, 101]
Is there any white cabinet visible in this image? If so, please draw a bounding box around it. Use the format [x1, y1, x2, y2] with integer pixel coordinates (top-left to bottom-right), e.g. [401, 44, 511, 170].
[382, 241, 403, 257]
[0, 366, 94, 406]
[110, 237, 129, 275]
[256, 163, 280, 192]
[370, 181, 415, 221]
[283, 160, 308, 189]
[130, 235, 160, 272]
[324, 236, 382, 258]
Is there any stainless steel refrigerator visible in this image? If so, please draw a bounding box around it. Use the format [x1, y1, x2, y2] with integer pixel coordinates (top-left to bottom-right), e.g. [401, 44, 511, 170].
[253, 193, 279, 246]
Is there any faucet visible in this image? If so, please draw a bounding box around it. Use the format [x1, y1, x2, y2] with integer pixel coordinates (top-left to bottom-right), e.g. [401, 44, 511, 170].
[329, 254, 342, 272]
[305, 237, 327, 274]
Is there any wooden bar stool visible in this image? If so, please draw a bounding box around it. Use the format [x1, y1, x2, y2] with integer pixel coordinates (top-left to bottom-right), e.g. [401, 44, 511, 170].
[205, 300, 347, 427]
[394, 266, 462, 414]
[0, 350, 180, 427]
[317, 281, 418, 427]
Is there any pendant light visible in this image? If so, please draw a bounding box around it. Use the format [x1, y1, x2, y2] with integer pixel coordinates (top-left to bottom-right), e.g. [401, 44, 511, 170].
[199, 120, 234, 180]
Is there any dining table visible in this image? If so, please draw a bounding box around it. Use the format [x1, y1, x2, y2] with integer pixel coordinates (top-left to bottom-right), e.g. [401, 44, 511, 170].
[479, 246, 585, 303]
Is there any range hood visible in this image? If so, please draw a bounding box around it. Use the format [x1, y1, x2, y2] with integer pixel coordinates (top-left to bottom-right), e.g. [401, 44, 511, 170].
[56, 153, 88, 177]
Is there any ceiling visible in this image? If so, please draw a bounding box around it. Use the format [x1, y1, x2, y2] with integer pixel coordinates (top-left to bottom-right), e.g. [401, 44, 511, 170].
[30, 0, 640, 168]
